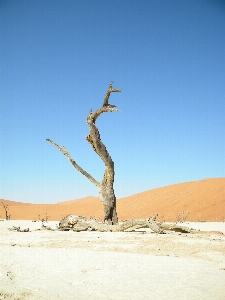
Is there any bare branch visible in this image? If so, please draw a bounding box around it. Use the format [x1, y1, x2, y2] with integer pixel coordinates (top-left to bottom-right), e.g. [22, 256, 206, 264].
[86, 82, 122, 125]
[46, 138, 100, 188]
[103, 81, 122, 107]
[87, 105, 121, 125]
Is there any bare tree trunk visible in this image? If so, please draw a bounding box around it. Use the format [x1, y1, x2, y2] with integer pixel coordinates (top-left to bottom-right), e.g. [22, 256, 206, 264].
[46, 82, 121, 224]
[86, 110, 118, 224]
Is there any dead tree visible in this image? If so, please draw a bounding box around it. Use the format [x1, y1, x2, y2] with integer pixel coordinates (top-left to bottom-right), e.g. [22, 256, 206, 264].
[45, 84, 197, 234]
[46, 82, 122, 224]
[2, 202, 10, 220]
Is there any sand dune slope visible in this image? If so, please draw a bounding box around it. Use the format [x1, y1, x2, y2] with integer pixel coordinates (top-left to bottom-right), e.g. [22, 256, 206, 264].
[117, 178, 225, 221]
[1, 178, 224, 221]
[0, 196, 102, 221]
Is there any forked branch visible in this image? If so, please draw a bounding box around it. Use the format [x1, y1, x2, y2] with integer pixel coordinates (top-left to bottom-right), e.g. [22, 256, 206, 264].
[86, 82, 122, 124]
[85, 82, 122, 166]
[103, 81, 122, 106]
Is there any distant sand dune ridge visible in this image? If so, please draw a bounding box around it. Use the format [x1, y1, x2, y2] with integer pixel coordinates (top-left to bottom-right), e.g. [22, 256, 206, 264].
[1, 178, 224, 221]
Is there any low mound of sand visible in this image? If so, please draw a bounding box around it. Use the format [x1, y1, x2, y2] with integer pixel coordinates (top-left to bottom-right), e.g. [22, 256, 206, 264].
[1, 178, 224, 221]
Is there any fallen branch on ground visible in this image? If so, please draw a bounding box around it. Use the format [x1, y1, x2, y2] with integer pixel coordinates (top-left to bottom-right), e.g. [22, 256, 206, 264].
[57, 215, 198, 234]
[8, 215, 222, 235]
[8, 226, 30, 232]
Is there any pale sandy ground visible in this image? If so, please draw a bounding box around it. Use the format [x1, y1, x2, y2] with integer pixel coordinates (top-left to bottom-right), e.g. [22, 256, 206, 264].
[0, 220, 225, 300]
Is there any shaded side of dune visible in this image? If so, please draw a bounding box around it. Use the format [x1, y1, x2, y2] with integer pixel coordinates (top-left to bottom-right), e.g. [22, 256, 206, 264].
[1, 178, 224, 222]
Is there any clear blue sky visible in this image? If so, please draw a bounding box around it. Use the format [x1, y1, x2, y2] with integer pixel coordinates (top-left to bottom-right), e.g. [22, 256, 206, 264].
[0, 0, 225, 204]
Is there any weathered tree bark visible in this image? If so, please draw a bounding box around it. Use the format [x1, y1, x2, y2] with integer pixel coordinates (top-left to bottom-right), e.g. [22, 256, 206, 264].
[46, 82, 121, 224]
[57, 214, 199, 234]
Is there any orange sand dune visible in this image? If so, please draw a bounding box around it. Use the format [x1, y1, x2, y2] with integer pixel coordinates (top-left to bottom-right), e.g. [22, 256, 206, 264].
[1, 178, 224, 222]
[117, 178, 225, 222]
[0, 196, 103, 221]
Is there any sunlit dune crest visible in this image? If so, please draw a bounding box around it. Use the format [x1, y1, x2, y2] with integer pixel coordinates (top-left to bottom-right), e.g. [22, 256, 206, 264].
[1, 178, 224, 222]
